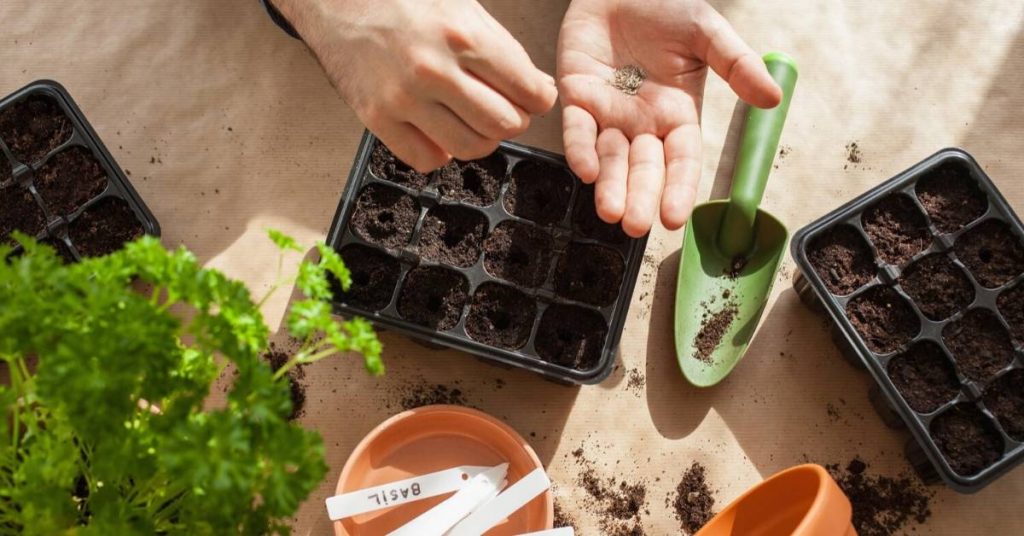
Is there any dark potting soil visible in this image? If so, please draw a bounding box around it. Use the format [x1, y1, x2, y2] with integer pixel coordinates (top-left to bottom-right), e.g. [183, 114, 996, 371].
[826, 458, 933, 536]
[483, 220, 553, 287]
[954, 219, 1024, 288]
[1, 152, 11, 184]
[887, 341, 961, 413]
[845, 142, 863, 164]
[915, 161, 988, 234]
[67, 197, 143, 257]
[899, 253, 973, 321]
[0, 184, 46, 241]
[846, 286, 918, 354]
[39, 236, 75, 264]
[396, 266, 468, 331]
[435, 153, 507, 206]
[997, 283, 1024, 343]
[397, 382, 469, 411]
[0, 94, 73, 165]
[419, 204, 486, 267]
[574, 448, 648, 535]
[942, 308, 1014, 382]
[535, 304, 608, 370]
[673, 462, 715, 535]
[503, 160, 573, 225]
[553, 500, 580, 531]
[368, 142, 430, 189]
[984, 369, 1024, 441]
[35, 146, 107, 216]
[861, 193, 932, 266]
[930, 403, 1003, 476]
[572, 183, 628, 244]
[554, 242, 624, 306]
[807, 225, 876, 295]
[350, 184, 419, 249]
[693, 302, 738, 363]
[334, 244, 401, 311]
[465, 282, 536, 350]
[264, 347, 306, 421]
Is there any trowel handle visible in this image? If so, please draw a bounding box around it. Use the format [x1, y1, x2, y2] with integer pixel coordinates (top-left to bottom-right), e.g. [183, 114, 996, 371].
[718, 52, 798, 258]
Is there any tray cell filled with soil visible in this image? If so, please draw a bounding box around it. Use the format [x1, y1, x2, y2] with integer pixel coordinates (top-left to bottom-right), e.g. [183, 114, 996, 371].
[846, 285, 918, 354]
[899, 254, 973, 321]
[984, 370, 1024, 441]
[483, 220, 553, 288]
[349, 184, 419, 249]
[465, 282, 536, 350]
[916, 160, 988, 234]
[1, 152, 11, 185]
[0, 184, 47, 241]
[887, 341, 961, 413]
[333, 244, 401, 312]
[807, 225, 876, 296]
[419, 204, 487, 267]
[572, 183, 627, 244]
[930, 403, 1004, 477]
[535, 304, 608, 370]
[554, 242, 624, 307]
[68, 197, 145, 257]
[435, 153, 507, 206]
[35, 146, 108, 216]
[368, 142, 430, 189]
[954, 219, 1024, 288]
[997, 283, 1024, 343]
[397, 266, 468, 331]
[503, 160, 573, 225]
[862, 193, 932, 266]
[942, 308, 1015, 383]
[0, 94, 72, 165]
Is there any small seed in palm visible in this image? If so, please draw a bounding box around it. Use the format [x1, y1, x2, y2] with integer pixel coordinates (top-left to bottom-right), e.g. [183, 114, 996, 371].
[611, 65, 647, 96]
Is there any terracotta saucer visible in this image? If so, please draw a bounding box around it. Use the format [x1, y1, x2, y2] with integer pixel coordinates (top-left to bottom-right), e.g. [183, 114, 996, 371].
[334, 405, 552, 535]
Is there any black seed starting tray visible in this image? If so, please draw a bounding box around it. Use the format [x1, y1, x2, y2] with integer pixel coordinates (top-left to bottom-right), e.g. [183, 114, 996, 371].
[326, 131, 648, 384]
[0, 81, 159, 260]
[791, 148, 1024, 493]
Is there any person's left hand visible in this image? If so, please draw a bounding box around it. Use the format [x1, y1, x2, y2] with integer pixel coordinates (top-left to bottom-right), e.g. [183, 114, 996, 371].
[557, 0, 782, 237]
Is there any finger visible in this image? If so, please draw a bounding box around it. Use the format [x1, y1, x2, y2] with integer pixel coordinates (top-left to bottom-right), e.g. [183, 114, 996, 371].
[439, 72, 531, 140]
[461, 30, 558, 114]
[372, 120, 451, 173]
[412, 103, 500, 161]
[698, 6, 781, 109]
[563, 105, 599, 183]
[594, 128, 629, 224]
[661, 124, 702, 229]
[622, 134, 665, 238]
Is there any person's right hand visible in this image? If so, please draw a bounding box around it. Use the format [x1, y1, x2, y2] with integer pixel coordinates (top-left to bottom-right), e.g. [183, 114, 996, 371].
[273, 0, 557, 172]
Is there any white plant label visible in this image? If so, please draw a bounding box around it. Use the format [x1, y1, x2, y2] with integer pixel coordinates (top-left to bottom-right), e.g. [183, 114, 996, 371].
[388, 464, 508, 536]
[325, 465, 494, 521]
[447, 468, 551, 536]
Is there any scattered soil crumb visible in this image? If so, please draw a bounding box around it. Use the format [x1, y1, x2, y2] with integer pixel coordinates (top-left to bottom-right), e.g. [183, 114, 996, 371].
[846, 142, 863, 164]
[693, 301, 738, 363]
[672, 462, 716, 535]
[396, 381, 469, 411]
[626, 368, 646, 397]
[826, 402, 842, 423]
[263, 344, 306, 421]
[826, 458, 933, 536]
[724, 255, 748, 278]
[575, 446, 648, 535]
[553, 499, 580, 531]
[612, 65, 647, 96]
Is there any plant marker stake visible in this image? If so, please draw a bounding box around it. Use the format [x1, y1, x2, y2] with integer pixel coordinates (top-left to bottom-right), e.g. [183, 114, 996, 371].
[447, 468, 551, 536]
[387, 464, 508, 536]
[325, 466, 494, 521]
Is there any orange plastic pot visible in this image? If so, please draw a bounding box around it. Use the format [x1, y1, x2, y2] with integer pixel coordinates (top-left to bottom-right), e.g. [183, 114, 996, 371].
[334, 405, 552, 535]
[696, 464, 856, 536]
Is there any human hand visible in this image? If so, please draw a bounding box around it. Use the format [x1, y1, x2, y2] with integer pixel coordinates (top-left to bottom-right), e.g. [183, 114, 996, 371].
[274, 0, 557, 172]
[557, 0, 782, 237]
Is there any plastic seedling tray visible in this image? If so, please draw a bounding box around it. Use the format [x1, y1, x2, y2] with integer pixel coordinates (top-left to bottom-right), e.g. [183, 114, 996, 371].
[0, 80, 159, 260]
[325, 131, 648, 385]
[791, 148, 1024, 493]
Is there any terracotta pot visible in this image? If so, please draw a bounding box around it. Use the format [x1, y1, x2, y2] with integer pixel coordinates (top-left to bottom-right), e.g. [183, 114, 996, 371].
[334, 405, 552, 535]
[697, 464, 856, 536]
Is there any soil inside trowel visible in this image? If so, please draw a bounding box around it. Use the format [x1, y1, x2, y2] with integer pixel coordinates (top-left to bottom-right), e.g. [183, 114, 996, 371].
[825, 458, 933, 536]
[997, 283, 1024, 343]
[334, 244, 401, 311]
[68, 197, 144, 257]
[36, 146, 107, 216]
[930, 403, 1004, 476]
[435, 153, 507, 206]
[942, 308, 1014, 382]
[954, 219, 1024, 288]
[845, 286, 918, 354]
[693, 299, 738, 364]
[915, 161, 988, 234]
[465, 282, 536, 350]
[807, 225, 876, 295]
[0, 94, 73, 165]
[899, 253, 973, 321]
[862, 193, 932, 266]
[554, 242, 624, 306]
[672, 462, 716, 535]
[984, 369, 1024, 441]
[535, 303, 608, 370]
[503, 160, 573, 225]
[483, 220, 553, 287]
[264, 346, 306, 421]
[0, 184, 47, 242]
[368, 142, 430, 189]
[350, 184, 419, 249]
[573, 183, 628, 244]
[397, 266, 468, 331]
[419, 204, 487, 267]
[887, 340, 961, 413]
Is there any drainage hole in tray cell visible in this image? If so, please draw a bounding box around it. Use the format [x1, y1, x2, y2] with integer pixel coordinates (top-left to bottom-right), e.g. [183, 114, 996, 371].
[465, 282, 536, 350]
[419, 204, 487, 268]
[350, 183, 419, 249]
[953, 219, 1024, 288]
[504, 160, 573, 226]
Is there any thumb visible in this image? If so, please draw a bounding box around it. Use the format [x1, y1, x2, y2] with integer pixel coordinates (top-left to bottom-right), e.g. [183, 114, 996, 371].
[697, 6, 781, 109]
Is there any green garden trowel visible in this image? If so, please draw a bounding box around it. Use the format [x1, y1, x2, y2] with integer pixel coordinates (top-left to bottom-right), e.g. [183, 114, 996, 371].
[674, 52, 798, 387]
